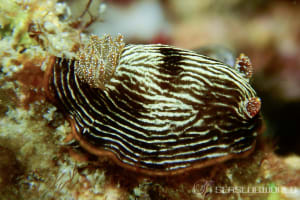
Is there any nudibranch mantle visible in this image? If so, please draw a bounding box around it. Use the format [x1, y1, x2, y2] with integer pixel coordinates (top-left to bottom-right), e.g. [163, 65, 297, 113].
[47, 34, 262, 175]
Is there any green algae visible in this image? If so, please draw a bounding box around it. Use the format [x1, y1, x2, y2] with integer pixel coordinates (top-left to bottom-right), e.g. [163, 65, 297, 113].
[0, 0, 38, 48]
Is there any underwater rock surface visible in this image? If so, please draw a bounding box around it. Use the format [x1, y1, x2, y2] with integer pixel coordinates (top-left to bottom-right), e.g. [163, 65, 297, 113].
[0, 0, 299, 199]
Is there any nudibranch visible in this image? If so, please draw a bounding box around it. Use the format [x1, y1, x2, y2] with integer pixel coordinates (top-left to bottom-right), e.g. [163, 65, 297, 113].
[45, 34, 262, 175]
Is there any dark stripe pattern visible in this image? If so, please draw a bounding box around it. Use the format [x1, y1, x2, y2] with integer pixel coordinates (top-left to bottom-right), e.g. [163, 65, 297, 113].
[50, 44, 262, 174]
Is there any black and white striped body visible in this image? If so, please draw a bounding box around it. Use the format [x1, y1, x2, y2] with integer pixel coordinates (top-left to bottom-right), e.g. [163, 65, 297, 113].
[50, 44, 262, 175]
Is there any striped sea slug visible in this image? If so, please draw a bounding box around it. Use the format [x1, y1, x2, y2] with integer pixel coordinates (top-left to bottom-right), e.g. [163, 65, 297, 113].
[46, 34, 262, 175]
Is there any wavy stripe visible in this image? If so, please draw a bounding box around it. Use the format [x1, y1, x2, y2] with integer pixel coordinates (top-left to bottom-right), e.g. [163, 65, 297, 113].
[50, 43, 261, 173]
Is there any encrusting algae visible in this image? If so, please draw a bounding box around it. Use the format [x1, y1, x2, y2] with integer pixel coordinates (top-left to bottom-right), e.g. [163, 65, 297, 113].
[0, 0, 299, 200]
[0, 0, 122, 199]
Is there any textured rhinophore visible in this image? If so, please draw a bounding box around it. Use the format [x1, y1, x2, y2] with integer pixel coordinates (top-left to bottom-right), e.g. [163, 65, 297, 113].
[47, 35, 262, 175]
